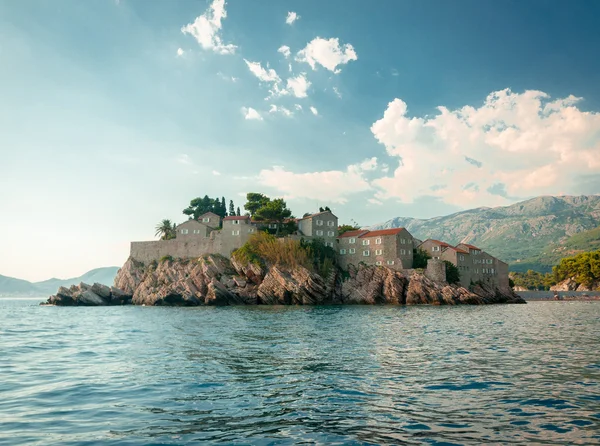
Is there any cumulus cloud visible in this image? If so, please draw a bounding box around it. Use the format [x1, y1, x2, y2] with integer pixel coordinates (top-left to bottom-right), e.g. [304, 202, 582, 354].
[242, 107, 262, 120]
[258, 158, 377, 203]
[269, 105, 293, 117]
[294, 104, 303, 111]
[278, 45, 291, 58]
[310, 106, 318, 116]
[176, 48, 184, 57]
[296, 37, 357, 73]
[244, 59, 281, 83]
[286, 73, 311, 98]
[370, 88, 600, 207]
[286, 12, 300, 25]
[181, 0, 236, 55]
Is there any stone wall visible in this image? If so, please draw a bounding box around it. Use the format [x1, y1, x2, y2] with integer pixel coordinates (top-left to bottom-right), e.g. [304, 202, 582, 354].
[425, 259, 446, 283]
[130, 236, 222, 264]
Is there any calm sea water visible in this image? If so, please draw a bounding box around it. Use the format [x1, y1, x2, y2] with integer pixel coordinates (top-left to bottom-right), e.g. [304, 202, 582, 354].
[1, 299, 599, 445]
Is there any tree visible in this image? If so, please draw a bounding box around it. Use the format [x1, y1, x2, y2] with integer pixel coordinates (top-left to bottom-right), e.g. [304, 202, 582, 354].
[221, 197, 227, 216]
[183, 195, 214, 220]
[338, 224, 360, 235]
[245, 193, 270, 217]
[254, 198, 293, 234]
[443, 261, 461, 284]
[236, 206, 241, 216]
[413, 248, 431, 269]
[229, 200, 235, 217]
[319, 206, 332, 213]
[155, 219, 176, 240]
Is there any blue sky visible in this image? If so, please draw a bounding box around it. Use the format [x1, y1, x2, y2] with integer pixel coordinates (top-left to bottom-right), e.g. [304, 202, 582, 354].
[2, 0, 600, 281]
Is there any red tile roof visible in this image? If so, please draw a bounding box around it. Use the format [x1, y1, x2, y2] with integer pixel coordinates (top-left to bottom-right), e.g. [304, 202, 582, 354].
[426, 239, 452, 247]
[360, 228, 406, 238]
[460, 243, 481, 250]
[223, 215, 250, 221]
[445, 246, 470, 254]
[338, 229, 369, 238]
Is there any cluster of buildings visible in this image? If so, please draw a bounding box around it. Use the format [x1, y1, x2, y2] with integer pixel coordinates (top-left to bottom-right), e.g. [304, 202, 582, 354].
[131, 210, 508, 290]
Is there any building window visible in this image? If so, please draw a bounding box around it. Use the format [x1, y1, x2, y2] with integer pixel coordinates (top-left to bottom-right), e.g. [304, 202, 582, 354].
[316, 230, 324, 236]
[349, 238, 356, 244]
[248, 229, 255, 233]
[375, 249, 383, 255]
[233, 220, 239, 225]
[433, 256, 440, 260]
[181, 229, 188, 234]
[432, 246, 440, 251]
[326, 242, 333, 247]
[349, 248, 356, 254]
[459, 255, 465, 261]
[202, 218, 210, 223]
[340, 249, 347, 255]
[400, 249, 406, 255]
[327, 231, 334, 237]
[376, 261, 382, 266]
[491, 268, 495, 274]
[362, 240, 370, 245]
[375, 238, 382, 244]
[232, 230, 240, 235]
[387, 260, 395, 265]
[363, 250, 370, 256]
[316, 220, 323, 226]
[327, 221, 334, 227]
[400, 238, 406, 244]
[487, 259, 493, 264]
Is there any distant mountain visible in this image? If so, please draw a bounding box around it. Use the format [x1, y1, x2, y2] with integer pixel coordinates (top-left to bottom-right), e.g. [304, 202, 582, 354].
[371, 195, 600, 273]
[0, 267, 120, 297]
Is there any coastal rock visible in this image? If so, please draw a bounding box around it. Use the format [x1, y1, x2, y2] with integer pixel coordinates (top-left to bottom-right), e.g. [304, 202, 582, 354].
[79, 290, 107, 306]
[44, 282, 132, 306]
[550, 278, 579, 292]
[103, 256, 525, 307]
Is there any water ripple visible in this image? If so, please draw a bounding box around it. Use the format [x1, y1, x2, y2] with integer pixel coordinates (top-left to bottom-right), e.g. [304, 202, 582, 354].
[0, 299, 599, 445]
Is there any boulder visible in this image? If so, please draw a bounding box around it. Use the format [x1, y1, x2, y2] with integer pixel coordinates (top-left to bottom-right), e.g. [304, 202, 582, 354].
[91, 283, 111, 299]
[79, 290, 108, 306]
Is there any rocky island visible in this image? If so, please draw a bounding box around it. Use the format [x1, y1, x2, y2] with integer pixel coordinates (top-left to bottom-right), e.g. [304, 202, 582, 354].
[44, 253, 524, 306]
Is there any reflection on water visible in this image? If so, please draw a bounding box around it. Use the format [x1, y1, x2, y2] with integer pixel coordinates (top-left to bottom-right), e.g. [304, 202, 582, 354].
[1, 299, 599, 445]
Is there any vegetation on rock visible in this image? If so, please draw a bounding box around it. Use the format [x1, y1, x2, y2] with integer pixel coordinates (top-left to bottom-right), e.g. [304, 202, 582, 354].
[413, 248, 431, 269]
[443, 261, 461, 284]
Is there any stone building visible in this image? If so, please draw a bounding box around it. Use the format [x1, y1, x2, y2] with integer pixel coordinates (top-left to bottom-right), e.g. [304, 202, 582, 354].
[297, 211, 338, 247]
[337, 227, 414, 270]
[440, 246, 471, 287]
[417, 239, 452, 260]
[197, 212, 222, 229]
[175, 220, 214, 239]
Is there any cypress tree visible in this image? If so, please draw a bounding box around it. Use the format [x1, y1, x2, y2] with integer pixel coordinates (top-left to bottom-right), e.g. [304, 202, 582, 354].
[229, 200, 235, 217]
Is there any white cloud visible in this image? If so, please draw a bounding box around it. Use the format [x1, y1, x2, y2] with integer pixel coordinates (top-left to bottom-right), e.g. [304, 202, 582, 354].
[294, 104, 303, 111]
[269, 105, 293, 117]
[217, 72, 238, 82]
[368, 198, 383, 205]
[257, 158, 376, 203]
[296, 37, 357, 73]
[370, 88, 600, 207]
[286, 73, 311, 98]
[176, 48, 184, 57]
[244, 59, 281, 83]
[176, 154, 192, 165]
[286, 12, 300, 25]
[278, 45, 291, 59]
[212, 170, 221, 176]
[310, 106, 318, 116]
[333, 86, 342, 98]
[181, 0, 236, 55]
[241, 107, 263, 120]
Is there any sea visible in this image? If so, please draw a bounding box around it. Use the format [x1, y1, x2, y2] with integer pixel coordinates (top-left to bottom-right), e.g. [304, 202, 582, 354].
[1, 298, 599, 445]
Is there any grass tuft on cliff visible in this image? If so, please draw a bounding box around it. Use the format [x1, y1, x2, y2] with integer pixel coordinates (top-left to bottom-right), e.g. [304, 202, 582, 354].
[232, 232, 336, 276]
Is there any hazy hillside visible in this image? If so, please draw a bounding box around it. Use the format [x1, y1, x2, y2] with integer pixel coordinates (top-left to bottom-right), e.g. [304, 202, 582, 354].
[372, 195, 600, 272]
[0, 267, 119, 296]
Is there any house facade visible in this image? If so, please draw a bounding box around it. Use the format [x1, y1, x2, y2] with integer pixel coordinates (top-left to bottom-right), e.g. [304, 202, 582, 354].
[197, 212, 222, 229]
[337, 227, 414, 270]
[175, 220, 213, 239]
[297, 211, 338, 247]
[417, 239, 452, 260]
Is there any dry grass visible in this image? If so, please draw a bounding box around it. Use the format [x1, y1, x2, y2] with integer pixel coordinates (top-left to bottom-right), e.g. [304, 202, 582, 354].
[233, 232, 312, 270]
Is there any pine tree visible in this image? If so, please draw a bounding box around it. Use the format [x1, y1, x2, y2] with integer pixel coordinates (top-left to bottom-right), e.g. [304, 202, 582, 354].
[229, 200, 235, 217]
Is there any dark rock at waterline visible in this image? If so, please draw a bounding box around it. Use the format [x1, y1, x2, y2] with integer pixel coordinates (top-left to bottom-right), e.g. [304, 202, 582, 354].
[42, 282, 132, 306]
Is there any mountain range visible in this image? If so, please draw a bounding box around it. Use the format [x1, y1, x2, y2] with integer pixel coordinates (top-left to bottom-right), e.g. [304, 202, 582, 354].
[371, 195, 600, 273]
[0, 267, 119, 297]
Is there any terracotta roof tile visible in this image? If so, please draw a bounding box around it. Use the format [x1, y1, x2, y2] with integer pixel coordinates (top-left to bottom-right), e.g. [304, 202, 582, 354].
[460, 243, 481, 250]
[338, 229, 369, 238]
[360, 228, 406, 238]
[223, 215, 250, 221]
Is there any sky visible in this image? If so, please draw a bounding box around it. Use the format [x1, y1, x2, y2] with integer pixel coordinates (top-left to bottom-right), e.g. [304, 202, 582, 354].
[1, 0, 600, 281]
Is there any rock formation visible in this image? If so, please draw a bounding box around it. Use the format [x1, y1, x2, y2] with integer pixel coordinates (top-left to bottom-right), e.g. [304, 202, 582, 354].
[44, 282, 132, 306]
[44, 254, 525, 306]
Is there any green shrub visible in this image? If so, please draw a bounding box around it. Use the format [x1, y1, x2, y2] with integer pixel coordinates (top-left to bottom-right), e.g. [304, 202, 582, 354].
[159, 255, 173, 263]
[413, 248, 430, 269]
[443, 260, 461, 284]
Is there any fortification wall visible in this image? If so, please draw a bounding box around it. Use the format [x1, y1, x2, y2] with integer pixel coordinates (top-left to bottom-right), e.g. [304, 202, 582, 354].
[131, 236, 223, 264]
[425, 259, 446, 283]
